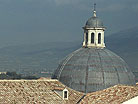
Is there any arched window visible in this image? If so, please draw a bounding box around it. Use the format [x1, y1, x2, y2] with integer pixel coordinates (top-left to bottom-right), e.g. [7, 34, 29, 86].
[64, 91, 68, 98]
[63, 89, 68, 100]
[91, 33, 94, 43]
[98, 33, 101, 44]
[86, 32, 88, 44]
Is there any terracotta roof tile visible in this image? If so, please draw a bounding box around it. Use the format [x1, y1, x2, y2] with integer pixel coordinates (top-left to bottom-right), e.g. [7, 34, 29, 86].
[0, 80, 84, 104]
[1, 79, 137, 104]
[53, 86, 65, 91]
[80, 85, 138, 104]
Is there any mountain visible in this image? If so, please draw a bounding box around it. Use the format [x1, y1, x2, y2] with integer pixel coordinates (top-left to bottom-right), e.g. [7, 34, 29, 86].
[0, 27, 137, 78]
[106, 27, 138, 71]
[0, 42, 80, 77]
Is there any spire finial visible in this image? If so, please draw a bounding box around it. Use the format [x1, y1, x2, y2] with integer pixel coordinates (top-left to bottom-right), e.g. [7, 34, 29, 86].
[93, 3, 96, 17]
[94, 3, 96, 11]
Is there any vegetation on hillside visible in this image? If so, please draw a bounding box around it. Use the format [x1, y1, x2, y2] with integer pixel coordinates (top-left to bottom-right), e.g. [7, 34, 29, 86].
[0, 72, 38, 80]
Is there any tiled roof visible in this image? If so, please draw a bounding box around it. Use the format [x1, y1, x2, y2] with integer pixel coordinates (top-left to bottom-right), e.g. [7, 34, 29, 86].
[80, 85, 138, 104]
[0, 79, 137, 104]
[0, 79, 84, 104]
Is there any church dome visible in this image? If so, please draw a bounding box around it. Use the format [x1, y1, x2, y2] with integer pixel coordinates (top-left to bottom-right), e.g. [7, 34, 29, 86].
[52, 48, 135, 93]
[85, 17, 104, 28]
[52, 4, 135, 93]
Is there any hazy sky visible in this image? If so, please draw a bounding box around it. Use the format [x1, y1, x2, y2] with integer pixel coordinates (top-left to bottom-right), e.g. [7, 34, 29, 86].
[0, 0, 138, 47]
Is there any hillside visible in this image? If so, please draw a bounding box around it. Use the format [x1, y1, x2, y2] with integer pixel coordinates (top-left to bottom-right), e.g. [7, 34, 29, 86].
[106, 27, 138, 71]
[0, 27, 137, 78]
[0, 42, 80, 77]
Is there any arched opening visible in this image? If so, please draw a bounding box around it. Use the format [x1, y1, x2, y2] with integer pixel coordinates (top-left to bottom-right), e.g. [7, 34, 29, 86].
[91, 33, 94, 43]
[64, 91, 68, 99]
[98, 33, 101, 44]
[86, 32, 88, 44]
[63, 89, 68, 100]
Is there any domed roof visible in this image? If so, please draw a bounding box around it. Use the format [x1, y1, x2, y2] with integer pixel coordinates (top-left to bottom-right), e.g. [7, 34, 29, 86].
[85, 17, 104, 28]
[52, 48, 135, 93]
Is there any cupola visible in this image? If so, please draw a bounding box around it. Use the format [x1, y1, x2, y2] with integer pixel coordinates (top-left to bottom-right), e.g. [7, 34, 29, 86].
[83, 3, 105, 48]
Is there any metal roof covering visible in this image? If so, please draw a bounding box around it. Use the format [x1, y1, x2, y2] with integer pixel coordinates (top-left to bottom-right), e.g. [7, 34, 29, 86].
[85, 17, 104, 28]
[52, 48, 135, 93]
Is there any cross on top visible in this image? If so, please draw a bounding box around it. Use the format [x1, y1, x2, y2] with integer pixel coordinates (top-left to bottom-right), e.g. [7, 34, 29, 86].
[94, 3, 96, 11]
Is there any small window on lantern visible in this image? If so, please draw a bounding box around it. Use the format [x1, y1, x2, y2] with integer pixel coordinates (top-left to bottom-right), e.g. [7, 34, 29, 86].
[91, 33, 94, 43]
[86, 32, 88, 43]
[98, 33, 101, 44]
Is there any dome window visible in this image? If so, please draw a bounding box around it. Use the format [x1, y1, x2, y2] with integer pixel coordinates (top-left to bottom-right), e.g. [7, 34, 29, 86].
[98, 33, 101, 44]
[91, 33, 95, 43]
[86, 32, 88, 44]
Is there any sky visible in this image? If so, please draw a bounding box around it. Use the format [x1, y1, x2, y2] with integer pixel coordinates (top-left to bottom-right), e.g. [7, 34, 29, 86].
[0, 0, 138, 47]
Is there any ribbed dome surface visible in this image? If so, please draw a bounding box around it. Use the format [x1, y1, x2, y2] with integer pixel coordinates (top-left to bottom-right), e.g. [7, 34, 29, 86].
[52, 48, 135, 93]
[85, 17, 103, 28]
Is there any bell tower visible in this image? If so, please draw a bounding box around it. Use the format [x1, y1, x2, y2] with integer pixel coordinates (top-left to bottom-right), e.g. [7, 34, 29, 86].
[82, 4, 106, 48]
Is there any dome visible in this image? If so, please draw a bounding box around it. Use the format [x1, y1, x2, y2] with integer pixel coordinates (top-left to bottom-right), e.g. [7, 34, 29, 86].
[85, 17, 104, 28]
[52, 48, 135, 93]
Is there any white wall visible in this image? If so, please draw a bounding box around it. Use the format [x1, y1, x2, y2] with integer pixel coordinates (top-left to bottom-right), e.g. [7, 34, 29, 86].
[122, 96, 138, 104]
[83, 28, 105, 48]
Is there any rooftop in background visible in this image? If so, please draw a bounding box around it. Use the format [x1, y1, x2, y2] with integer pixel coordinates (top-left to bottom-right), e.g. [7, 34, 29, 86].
[80, 84, 138, 104]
